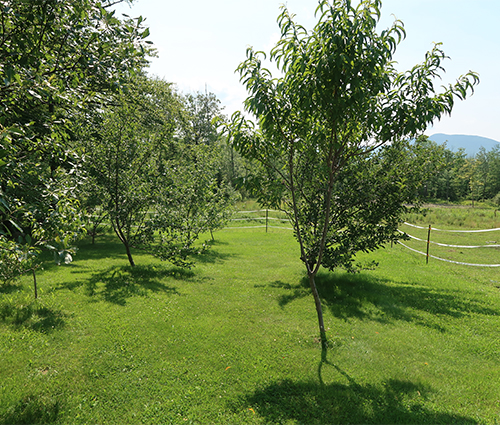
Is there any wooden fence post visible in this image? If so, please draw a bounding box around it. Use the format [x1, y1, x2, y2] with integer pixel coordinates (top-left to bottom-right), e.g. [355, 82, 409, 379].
[426, 225, 432, 264]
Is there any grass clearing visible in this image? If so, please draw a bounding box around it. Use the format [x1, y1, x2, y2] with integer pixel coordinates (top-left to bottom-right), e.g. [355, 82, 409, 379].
[1, 207, 500, 424]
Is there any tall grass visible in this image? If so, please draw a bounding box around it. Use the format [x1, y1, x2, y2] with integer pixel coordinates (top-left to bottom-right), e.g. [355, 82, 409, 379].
[406, 204, 500, 229]
[1, 206, 499, 424]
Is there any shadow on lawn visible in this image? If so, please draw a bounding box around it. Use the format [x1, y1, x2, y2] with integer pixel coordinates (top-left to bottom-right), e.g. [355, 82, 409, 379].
[59, 264, 182, 306]
[273, 271, 498, 331]
[192, 242, 235, 265]
[36, 236, 126, 276]
[0, 282, 23, 294]
[0, 302, 65, 332]
[74, 235, 234, 265]
[236, 350, 478, 424]
[0, 394, 60, 425]
[57, 238, 234, 304]
[75, 235, 133, 262]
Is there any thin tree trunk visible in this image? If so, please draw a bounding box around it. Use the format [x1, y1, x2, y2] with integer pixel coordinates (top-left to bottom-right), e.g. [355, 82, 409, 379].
[308, 272, 327, 349]
[287, 146, 329, 350]
[123, 241, 135, 267]
[33, 269, 38, 299]
[113, 218, 135, 267]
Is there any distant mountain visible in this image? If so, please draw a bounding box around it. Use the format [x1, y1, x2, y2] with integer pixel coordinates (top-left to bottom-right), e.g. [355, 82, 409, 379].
[428, 134, 500, 157]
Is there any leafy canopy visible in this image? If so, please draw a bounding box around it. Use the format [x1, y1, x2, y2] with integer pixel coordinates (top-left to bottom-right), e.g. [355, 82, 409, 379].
[0, 0, 153, 284]
[232, 0, 478, 161]
[228, 0, 479, 271]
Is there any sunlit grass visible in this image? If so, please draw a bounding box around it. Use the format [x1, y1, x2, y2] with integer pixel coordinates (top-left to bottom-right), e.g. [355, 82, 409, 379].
[1, 207, 499, 424]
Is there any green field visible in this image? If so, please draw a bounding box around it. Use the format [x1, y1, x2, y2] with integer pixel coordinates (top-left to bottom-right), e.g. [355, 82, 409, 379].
[1, 206, 500, 424]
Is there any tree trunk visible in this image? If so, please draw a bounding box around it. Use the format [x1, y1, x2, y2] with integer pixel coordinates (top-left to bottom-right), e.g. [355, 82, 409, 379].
[33, 269, 38, 299]
[123, 241, 135, 267]
[113, 218, 135, 267]
[308, 272, 327, 349]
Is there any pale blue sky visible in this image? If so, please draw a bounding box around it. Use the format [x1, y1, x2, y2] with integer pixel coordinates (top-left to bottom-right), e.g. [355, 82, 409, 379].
[114, 0, 499, 141]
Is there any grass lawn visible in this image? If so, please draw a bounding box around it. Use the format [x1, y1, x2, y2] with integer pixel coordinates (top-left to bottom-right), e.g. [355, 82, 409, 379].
[1, 208, 500, 424]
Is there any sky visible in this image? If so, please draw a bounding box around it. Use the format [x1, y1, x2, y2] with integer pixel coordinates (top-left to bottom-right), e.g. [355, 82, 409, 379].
[113, 0, 500, 141]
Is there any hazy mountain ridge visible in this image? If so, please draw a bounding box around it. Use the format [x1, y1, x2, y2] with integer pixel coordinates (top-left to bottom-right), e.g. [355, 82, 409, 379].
[428, 133, 500, 156]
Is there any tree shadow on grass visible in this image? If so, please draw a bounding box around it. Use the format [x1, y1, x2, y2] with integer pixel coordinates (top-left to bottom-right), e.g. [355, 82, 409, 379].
[0, 395, 60, 425]
[0, 282, 23, 294]
[233, 350, 478, 425]
[238, 380, 477, 424]
[191, 246, 236, 264]
[75, 235, 132, 262]
[0, 302, 65, 333]
[75, 236, 234, 265]
[35, 235, 127, 275]
[273, 271, 499, 331]
[59, 264, 182, 306]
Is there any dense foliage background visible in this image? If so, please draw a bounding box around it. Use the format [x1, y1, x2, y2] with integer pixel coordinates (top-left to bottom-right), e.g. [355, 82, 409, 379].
[0, 0, 243, 285]
[415, 136, 500, 205]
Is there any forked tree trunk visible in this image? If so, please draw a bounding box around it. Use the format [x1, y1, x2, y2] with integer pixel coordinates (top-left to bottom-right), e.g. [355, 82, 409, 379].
[113, 221, 136, 267]
[288, 146, 331, 350]
[308, 271, 327, 349]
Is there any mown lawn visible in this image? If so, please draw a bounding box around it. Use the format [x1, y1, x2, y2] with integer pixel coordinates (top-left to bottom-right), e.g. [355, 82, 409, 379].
[1, 212, 500, 424]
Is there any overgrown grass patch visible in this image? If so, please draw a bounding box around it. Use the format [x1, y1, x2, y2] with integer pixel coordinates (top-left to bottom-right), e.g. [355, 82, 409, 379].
[1, 216, 500, 424]
[406, 204, 500, 230]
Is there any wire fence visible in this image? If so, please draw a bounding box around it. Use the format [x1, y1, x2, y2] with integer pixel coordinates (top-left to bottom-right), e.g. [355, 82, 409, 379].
[403, 222, 500, 233]
[224, 210, 500, 267]
[224, 209, 294, 231]
[398, 222, 500, 267]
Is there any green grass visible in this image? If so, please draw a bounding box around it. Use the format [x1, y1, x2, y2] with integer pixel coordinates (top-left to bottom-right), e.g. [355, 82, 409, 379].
[1, 207, 500, 424]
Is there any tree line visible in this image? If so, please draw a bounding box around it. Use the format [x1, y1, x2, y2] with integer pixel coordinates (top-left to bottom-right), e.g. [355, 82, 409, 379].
[415, 136, 500, 206]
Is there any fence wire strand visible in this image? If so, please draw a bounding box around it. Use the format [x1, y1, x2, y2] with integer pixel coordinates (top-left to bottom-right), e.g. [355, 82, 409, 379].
[399, 222, 500, 267]
[397, 241, 500, 267]
[398, 230, 500, 248]
[404, 222, 500, 233]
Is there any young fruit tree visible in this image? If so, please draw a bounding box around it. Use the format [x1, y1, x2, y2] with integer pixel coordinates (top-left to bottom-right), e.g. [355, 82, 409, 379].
[225, 0, 479, 348]
[80, 76, 236, 267]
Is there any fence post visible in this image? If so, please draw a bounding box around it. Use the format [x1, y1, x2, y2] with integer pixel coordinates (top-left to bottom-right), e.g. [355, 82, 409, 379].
[426, 225, 432, 264]
[266, 209, 268, 233]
